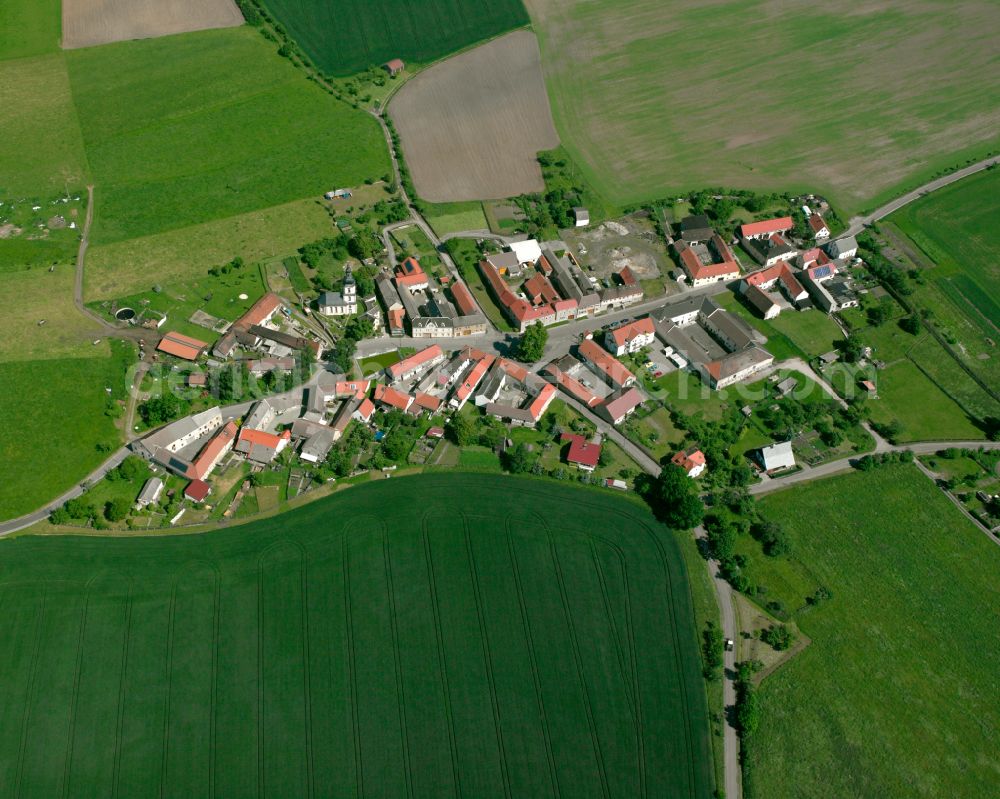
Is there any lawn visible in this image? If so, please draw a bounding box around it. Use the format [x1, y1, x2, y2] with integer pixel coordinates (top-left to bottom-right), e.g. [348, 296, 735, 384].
[0, 344, 131, 522]
[739, 465, 1000, 799]
[0, 54, 90, 197]
[85, 197, 334, 300]
[0, 0, 61, 60]
[425, 201, 489, 237]
[526, 0, 1000, 215]
[261, 0, 529, 76]
[0, 474, 713, 797]
[66, 27, 389, 245]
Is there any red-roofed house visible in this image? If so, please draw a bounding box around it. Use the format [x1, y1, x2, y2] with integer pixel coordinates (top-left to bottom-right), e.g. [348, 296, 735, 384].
[671, 447, 707, 478]
[808, 214, 830, 240]
[739, 217, 793, 240]
[561, 433, 602, 472]
[450, 355, 495, 409]
[387, 345, 445, 383]
[184, 479, 211, 502]
[353, 397, 376, 423]
[188, 421, 237, 480]
[605, 317, 656, 356]
[239, 292, 284, 328]
[157, 331, 209, 361]
[742, 263, 809, 319]
[384, 58, 405, 76]
[673, 236, 741, 286]
[394, 257, 429, 291]
[478, 258, 575, 332]
[597, 387, 645, 425]
[236, 428, 291, 464]
[543, 361, 602, 407]
[334, 380, 371, 400]
[450, 281, 478, 316]
[527, 383, 557, 421]
[524, 273, 560, 305]
[373, 384, 413, 413]
[578, 338, 635, 389]
[413, 392, 442, 414]
[426, 426, 445, 439]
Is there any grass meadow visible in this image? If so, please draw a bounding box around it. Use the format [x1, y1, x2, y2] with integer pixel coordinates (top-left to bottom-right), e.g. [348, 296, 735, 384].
[261, 0, 529, 76]
[65, 28, 389, 245]
[85, 197, 333, 300]
[739, 465, 1000, 799]
[0, 0, 61, 61]
[0, 54, 90, 197]
[526, 0, 1000, 215]
[0, 474, 713, 797]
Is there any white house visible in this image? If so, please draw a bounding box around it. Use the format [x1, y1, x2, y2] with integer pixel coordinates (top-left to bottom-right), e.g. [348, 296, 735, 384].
[318, 266, 357, 316]
[808, 215, 831, 240]
[826, 236, 858, 260]
[135, 477, 164, 510]
[508, 238, 543, 266]
[759, 441, 796, 471]
[604, 317, 656, 356]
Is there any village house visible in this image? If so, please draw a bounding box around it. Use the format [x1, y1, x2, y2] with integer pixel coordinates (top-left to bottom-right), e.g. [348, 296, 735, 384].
[395, 256, 430, 291]
[449, 353, 495, 409]
[212, 292, 284, 358]
[673, 235, 741, 286]
[826, 236, 858, 260]
[236, 428, 291, 465]
[134, 407, 224, 473]
[352, 397, 376, 424]
[373, 383, 414, 413]
[561, 433, 602, 472]
[134, 477, 164, 510]
[605, 317, 656, 356]
[187, 420, 237, 480]
[246, 356, 296, 377]
[577, 338, 636, 390]
[742, 232, 799, 268]
[386, 344, 445, 383]
[808, 214, 831, 240]
[758, 440, 796, 472]
[739, 217, 794, 241]
[542, 356, 603, 408]
[484, 377, 557, 428]
[741, 263, 810, 319]
[184, 479, 211, 503]
[376, 273, 406, 336]
[596, 386, 646, 425]
[672, 447, 707, 478]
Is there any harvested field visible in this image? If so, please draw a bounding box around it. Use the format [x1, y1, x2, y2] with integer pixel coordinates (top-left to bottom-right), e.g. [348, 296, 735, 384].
[389, 30, 559, 202]
[526, 0, 1000, 215]
[62, 0, 244, 49]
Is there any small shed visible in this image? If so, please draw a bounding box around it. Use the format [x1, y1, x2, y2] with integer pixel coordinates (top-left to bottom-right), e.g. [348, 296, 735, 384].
[573, 207, 590, 227]
[384, 58, 405, 76]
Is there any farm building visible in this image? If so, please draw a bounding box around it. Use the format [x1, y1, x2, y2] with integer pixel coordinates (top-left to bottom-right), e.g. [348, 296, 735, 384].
[739, 217, 793, 241]
[184, 479, 211, 503]
[673, 236, 741, 286]
[157, 331, 208, 361]
[384, 58, 405, 76]
[135, 477, 164, 510]
[573, 207, 590, 227]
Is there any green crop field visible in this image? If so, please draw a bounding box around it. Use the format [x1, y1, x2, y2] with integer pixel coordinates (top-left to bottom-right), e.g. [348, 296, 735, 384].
[737, 465, 1000, 798]
[261, 0, 529, 76]
[526, 0, 1000, 215]
[0, 475, 713, 797]
[64, 28, 388, 245]
[0, 0, 61, 61]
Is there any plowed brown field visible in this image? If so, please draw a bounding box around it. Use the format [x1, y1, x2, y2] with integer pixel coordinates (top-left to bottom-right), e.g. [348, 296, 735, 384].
[389, 30, 559, 202]
[62, 0, 244, 49]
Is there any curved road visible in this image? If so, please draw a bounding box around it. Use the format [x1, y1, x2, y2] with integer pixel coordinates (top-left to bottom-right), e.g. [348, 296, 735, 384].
[842, 156, 999, 238]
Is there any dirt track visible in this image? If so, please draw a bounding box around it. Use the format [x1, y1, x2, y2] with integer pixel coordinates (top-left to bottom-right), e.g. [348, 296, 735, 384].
[388, 30, 559, 202]
[62, 0, 244, 49]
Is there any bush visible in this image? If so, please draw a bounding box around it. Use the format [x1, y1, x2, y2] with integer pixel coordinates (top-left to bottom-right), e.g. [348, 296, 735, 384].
[104, 497, 131, 523]
[761, 624, 795, 651]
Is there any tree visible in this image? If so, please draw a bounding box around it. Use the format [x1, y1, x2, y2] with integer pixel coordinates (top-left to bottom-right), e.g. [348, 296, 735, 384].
[344, 315, 374, 342]
[49, 506, 70, 525]
[761, 624, 795, 651]
[104, 496, 131, 523]
[648, 465, 704, 529]
[866, 302, 891, 327]
[838, 334, 866, 364]
[515, 322, 548, 363]
[899, 314, 921, 335]
[382, 431, 415, 462]
[701, 621, 724, 679]
[348, 231, 381, 261]
[503, 443, 538, 474]
[447, 412, 478, 447]
[112, 455, 145, 482]
[139, 394, 183, 425]
[752, 519, 791, 557]
[736, 682, 761, 737]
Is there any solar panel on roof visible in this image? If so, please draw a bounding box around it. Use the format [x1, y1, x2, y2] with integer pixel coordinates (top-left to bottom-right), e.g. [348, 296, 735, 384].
[812, 265, 832, 279]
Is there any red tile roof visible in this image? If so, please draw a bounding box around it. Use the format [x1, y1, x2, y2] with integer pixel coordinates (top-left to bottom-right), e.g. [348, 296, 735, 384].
[453, 356, 495, 403]
[671, 447, 706, 473]
[527, 383, 557, 420]
[561, 433, 602, 468]
[524, 273, 559, 305]
[745, 263, 806, 298]
[157, 331, 208, 361]
[601, 387, 644, 421]
[238, 427, 287, 449]
[355, 397, 375, 420]
[578, 338, 635, 387]
[496, 358, 528, 383]
[413, 392, 442, 413]
[609, 317, 655, 347]
[336, 380, 370, 399]
[675, 237, 741, 282]
[238, 292, 283, 328]
[184, 479, 211, 502]
[808, 214, 829, 234]
[388, 308, 406, 331]
[426, 426, 445, 438]
[544, 364, 601, 407]
[618, 266, 638, 287]
[450, 281, 478, 316]
[388, 345, 444, 381]
[394, 257, 427, 289]
[739, 217, 793, 238]
[188, 421, 237, 480]
[478, 259, 572, 324]
[373, 384, 413, 412]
